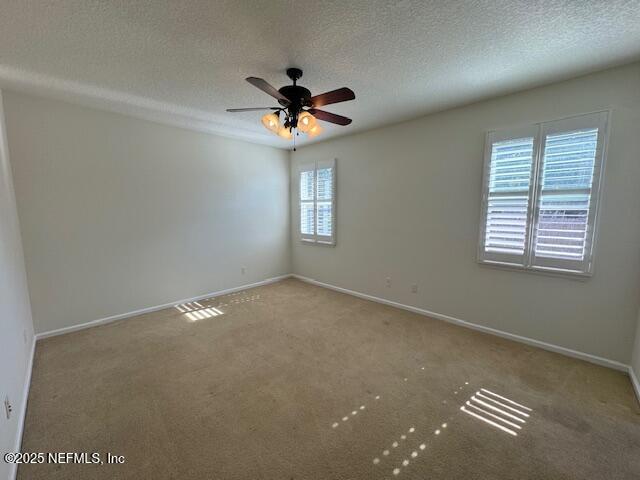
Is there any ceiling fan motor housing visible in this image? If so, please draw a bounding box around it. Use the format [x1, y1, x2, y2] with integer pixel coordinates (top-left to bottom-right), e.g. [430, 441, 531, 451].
[278, 85, 311, 106]
[279, 84, 311, 127]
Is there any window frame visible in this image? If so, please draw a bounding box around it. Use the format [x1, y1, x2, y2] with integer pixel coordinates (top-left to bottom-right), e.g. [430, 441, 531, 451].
[298, 158, 337, 246]
[477, 111, 609, 277]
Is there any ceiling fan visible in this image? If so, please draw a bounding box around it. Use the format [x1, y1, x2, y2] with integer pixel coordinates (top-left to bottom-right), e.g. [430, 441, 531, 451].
[227, 68, 355, 148]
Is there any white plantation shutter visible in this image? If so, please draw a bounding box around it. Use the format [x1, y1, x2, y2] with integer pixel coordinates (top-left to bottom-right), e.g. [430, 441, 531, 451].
[479, 126, 538, 265]
[298, 159, 336, 245]
[300, 169, 315, 239]
[478, 112, 608, 276]
[316, 166, 334, 239]
[530, 113, 607, 273]
[485, 138, 534, 255]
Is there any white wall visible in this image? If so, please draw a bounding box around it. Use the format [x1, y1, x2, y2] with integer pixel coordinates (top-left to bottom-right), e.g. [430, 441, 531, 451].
[0, 90, 35, 480]
[3, 91, 290, 334]
[291, 63, 640, 365]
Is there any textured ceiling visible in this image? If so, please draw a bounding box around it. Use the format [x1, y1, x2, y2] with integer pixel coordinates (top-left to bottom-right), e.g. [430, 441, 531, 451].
[1, 1, 639, 148]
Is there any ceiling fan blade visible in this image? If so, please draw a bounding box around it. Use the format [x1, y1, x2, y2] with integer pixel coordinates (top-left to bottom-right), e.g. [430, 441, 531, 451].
[246, 77, 291, 104]
[226, 107, 279, 112]
[310, 87, 355, 107]
[308, 109, 352, 126]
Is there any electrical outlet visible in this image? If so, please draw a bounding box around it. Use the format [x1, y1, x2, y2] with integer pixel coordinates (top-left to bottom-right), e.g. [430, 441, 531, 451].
[411, 284, 418, 293]
[241, 266, 246, 275]
[4, 396, 12, 420]
[385, 277, 391, 288]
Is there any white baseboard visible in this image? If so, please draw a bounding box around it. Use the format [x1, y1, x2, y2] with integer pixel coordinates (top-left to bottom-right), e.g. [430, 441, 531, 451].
[292, 274, 629, 372]
[36, 274, 293, 340]
[10, 335, 36, 480]
[629, 367, 640, 405]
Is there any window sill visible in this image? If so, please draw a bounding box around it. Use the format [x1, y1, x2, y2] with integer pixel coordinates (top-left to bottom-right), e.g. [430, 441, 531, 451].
[300, 239, 336, 247]
[478, 259, 592, 281]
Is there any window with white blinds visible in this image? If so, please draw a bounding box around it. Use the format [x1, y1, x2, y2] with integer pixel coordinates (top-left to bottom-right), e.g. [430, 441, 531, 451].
[484, 136, 535, 259]
[478, 112, 608, 276]
[298, 159, 336, 245]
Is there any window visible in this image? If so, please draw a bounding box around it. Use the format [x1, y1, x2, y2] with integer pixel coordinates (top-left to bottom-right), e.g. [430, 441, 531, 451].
[478, 111, 608, 276]
[298, 159, 336, 245]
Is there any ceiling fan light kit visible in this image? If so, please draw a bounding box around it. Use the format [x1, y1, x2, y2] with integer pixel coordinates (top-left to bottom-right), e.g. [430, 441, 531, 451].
[227, 68, 355, 150]
[296, 111, 316, 133]
[261, 112, 280, 133]
[307, 124, 323, 138]
[277, 125, 293, 139]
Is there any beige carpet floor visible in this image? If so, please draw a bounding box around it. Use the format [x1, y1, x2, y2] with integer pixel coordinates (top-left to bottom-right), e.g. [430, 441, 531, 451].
[19, 278, 640, 479]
